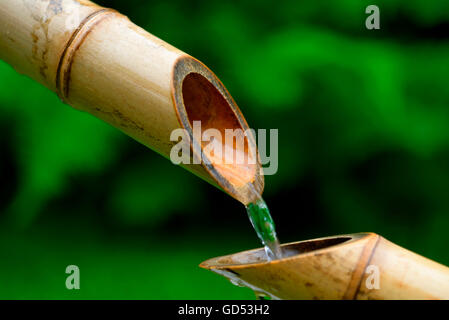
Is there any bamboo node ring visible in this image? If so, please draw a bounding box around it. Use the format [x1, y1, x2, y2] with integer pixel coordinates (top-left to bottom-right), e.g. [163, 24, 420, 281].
[56, 8, 116, 102]
[342, 234, 380, 299]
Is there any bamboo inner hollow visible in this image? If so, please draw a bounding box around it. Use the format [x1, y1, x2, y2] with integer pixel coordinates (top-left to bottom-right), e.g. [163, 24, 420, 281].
[202, 236, 353, 267]
[182, 73, 256, 187]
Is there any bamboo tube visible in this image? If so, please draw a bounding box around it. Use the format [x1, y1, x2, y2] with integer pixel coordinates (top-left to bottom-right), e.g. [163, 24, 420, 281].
[0, 0, 263, 204]
[200, 233, 449, 300]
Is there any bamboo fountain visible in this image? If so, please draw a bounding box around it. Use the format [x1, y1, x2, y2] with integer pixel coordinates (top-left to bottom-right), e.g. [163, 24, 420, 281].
[1, 0, 449, 300]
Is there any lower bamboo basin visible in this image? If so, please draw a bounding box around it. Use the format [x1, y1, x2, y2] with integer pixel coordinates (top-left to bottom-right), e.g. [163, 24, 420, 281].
[200, 233, 449, 300]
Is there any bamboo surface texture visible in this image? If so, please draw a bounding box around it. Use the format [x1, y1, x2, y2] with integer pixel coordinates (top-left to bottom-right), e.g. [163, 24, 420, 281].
[201, 233, 449, 300]
[0, 0, 264, 204]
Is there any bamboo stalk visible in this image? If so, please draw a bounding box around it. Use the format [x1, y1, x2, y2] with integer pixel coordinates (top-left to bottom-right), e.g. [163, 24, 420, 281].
[0, 0, 263, 205]
[200, 233, 449, 300]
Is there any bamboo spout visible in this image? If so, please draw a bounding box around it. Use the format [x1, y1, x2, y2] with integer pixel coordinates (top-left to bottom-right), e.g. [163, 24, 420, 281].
[0, 0, 263, 204]
[200, 233, 449, 300]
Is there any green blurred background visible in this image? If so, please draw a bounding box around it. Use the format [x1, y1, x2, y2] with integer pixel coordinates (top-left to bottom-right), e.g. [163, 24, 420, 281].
[1, 0, 449, 299]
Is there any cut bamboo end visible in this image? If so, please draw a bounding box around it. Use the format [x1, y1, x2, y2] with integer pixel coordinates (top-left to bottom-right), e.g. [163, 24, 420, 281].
[200, 233, 449, 300]
[172, 57, 264, 204]
[0, 0, 263, 204]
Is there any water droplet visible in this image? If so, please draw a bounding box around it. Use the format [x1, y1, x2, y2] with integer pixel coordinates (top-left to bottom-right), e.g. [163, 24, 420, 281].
[230, 279, 244, 287]
[254, 291, 272, 300]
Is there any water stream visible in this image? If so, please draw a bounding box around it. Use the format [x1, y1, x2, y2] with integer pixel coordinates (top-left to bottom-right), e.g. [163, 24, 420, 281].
[245, 195, 282, 261]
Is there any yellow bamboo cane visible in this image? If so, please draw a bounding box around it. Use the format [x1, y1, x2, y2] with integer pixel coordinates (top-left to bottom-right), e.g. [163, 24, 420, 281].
[201, 233, 449, 300]
[0, 0, 263, 204]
